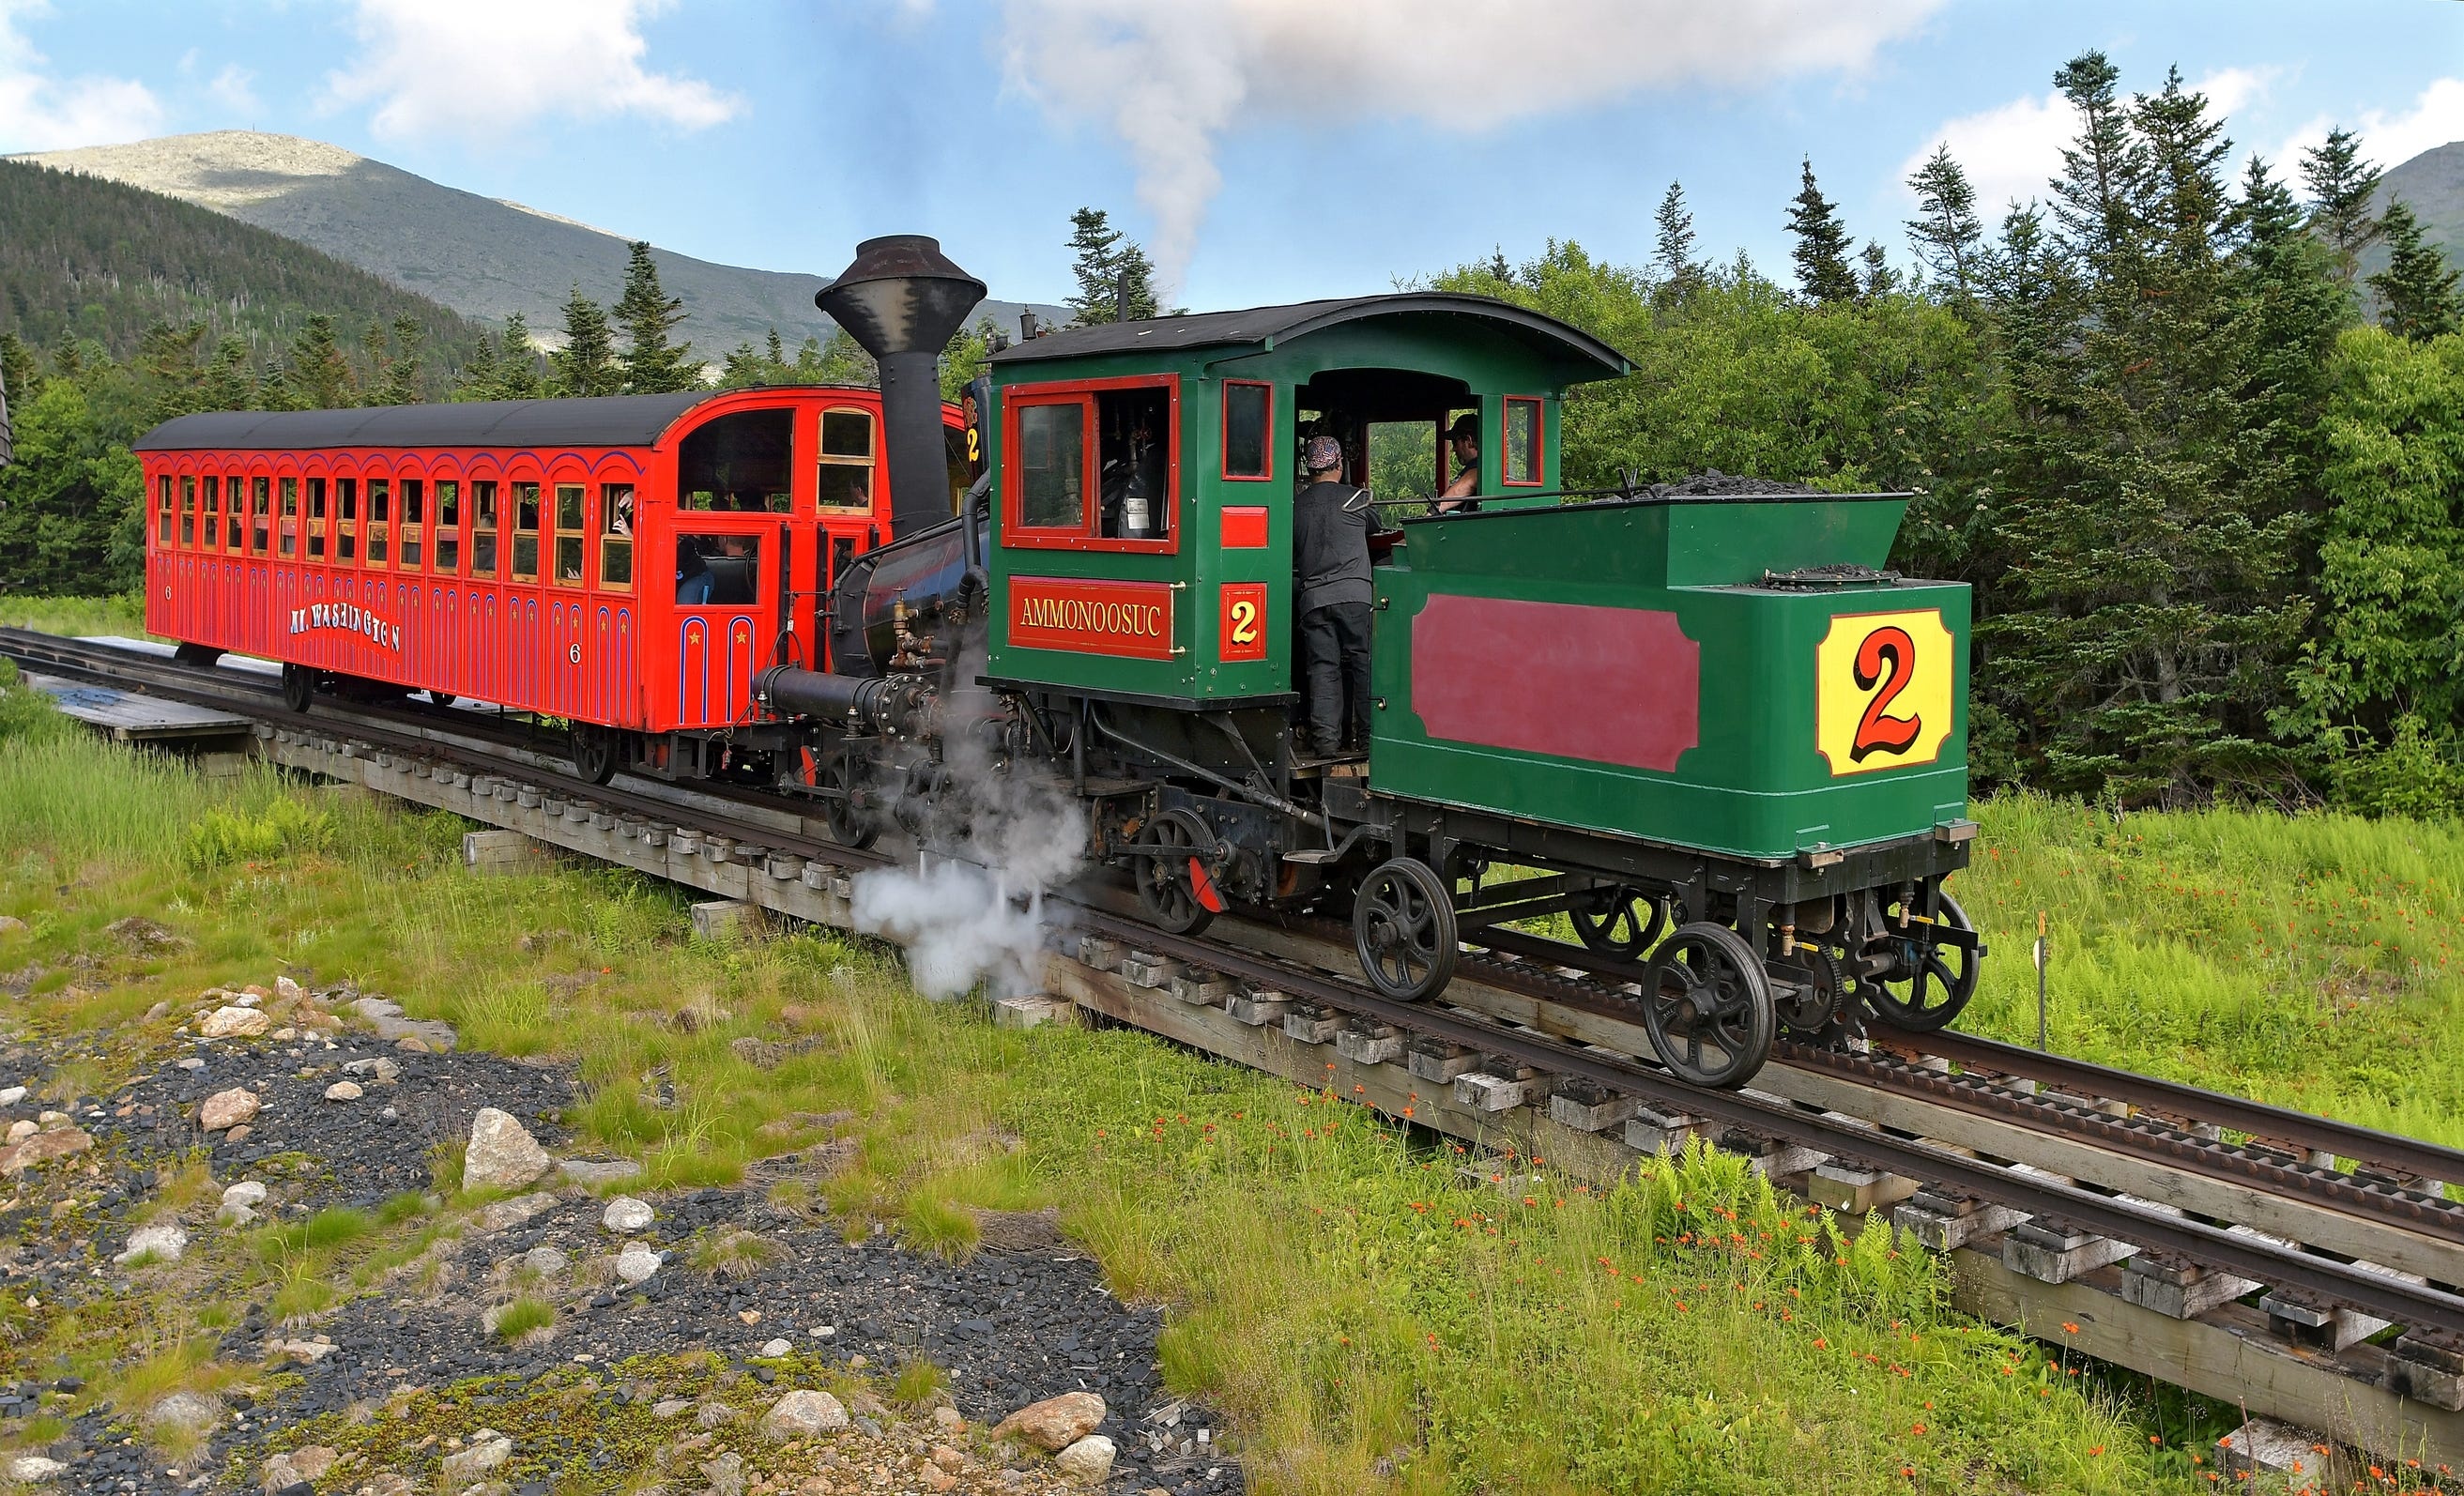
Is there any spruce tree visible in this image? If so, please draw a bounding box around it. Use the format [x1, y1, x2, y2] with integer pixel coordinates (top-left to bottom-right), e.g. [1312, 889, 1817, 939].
[1785, 159, 1857, 304]
[614, 240, 699, 392]
[135, 321, 209, 421]
[2048, 50, 2143, 279]
[201, 335, 257, 412]
[2368, 198, 2463, 342]
[1859, 241, 1898, 298]
[286, 314, 356, 410]
[1651, 182, 1702, 294]
[2300, 126, 2381, 286]
[1905, 145, 1984, 298]
[452, 327, 499, 401]
[1063, 207, 1160, 325]
[550, 284, 620, 398]
[497, 314, 543, 399]
[377, 316, 423, 405]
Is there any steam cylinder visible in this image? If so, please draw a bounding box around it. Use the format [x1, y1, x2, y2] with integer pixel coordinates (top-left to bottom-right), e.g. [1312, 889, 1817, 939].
[814, 236, 986, 541]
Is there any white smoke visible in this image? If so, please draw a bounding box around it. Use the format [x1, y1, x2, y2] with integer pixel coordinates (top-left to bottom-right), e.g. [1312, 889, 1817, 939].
[997, 0, 1944, 286]
[850, 641, 1089, 1000]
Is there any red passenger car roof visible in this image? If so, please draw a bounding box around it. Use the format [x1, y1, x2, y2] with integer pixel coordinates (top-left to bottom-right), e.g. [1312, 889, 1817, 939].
[131, 391, 714, 452]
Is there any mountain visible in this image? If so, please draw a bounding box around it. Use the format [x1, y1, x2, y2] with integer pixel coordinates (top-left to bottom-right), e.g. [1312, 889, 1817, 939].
[0, 155, 486, 387]
[2367, 140, 2464, 284]
[10, 131, 1058, 356]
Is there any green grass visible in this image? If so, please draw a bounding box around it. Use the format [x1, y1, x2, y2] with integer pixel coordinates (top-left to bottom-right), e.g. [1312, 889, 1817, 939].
[0, 590, 155, 641]
[491, 1296, 555, 1341]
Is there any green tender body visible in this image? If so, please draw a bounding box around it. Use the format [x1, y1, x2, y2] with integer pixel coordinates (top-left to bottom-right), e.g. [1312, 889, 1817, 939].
[1369, 494, 1971, 861]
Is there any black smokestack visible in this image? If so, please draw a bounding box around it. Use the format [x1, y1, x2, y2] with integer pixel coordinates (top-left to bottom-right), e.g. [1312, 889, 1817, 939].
[815, 236, 987, 541]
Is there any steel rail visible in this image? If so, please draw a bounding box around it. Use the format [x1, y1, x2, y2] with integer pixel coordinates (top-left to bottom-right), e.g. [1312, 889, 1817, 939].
[14, 629, 2464, 1336]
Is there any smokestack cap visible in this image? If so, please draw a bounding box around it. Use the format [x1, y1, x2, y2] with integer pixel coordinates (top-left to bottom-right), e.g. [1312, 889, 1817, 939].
[815, 235, 987, 359]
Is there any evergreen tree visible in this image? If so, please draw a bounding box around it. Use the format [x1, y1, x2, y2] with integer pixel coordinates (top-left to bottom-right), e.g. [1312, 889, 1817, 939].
[497, 314, 544, 399]
[2048, 50, 2143, 278]
[550, 284, 621, 398]
[1064, 207, 1160, 324]
[1785, 159, 1857, 304]
[452, 327, 499, 401]
[765, 328, 786, 368]
[2300, 126, 2381, 286]
[2367, 198, 2462, 343]
[135, 321, 210, 422]
[1905, 145, 1984, 298]
[1859, 241, 1898, 298]
[201, 335, 257, 412]
[1650, 182, 1702, 294]
[1487, 247, 1515, 285]
[614, 240, 699, 392]
[717, 342, 768, 389]
[285, 314, 356, 410]
[377, 316, 423, 405]
[0, 332, 38, 410]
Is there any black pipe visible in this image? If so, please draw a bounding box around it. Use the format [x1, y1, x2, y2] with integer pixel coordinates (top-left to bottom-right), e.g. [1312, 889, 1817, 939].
[814, 236, 986, 542]
[754, 665, 937, 740]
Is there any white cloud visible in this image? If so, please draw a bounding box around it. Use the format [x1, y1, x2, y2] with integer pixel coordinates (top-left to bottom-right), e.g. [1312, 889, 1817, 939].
[2274, 77, 2464, 184]
[999, 0, 1946, 287]
[207, 64, 260, 118]
[1902, 66, 2280, 219]
[0, 0, 162, 152]
[325, 0, 742, 144]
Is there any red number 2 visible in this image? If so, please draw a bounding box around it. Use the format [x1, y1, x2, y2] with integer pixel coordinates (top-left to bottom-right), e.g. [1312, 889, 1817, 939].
[1851, 626, 1923, 762]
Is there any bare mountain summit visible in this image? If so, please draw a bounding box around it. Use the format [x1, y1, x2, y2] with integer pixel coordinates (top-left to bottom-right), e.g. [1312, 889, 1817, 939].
[12, 130, 1049, 355]
[2366, 139, 2464, 283]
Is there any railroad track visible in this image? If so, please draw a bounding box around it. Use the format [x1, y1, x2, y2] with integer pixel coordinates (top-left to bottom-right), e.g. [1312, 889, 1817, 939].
[11, 626, 2464, 1349]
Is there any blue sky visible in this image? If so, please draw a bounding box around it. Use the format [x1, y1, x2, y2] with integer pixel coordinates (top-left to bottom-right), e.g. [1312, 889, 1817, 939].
[5, 0, 2461, 313]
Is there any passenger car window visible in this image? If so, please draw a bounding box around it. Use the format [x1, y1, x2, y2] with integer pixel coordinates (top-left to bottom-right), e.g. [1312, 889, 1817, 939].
[599, 483, 635, 589]
[279, 478, 298, 558]
[434, 481, 460, 575]
[400, 478, 424, 571]
[158, 476, 174, 545]
[471, 481, 499, 579]
[817, 408, 873, 511]
[366, 478, 390, 565]
[512, 482, 541, 581]
[675, 532, 760, 606]
[553, 483, 585, 586]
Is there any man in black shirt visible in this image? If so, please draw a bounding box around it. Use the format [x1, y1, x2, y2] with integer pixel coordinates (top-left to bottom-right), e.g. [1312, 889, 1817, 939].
[1293, 435, 1374, 756]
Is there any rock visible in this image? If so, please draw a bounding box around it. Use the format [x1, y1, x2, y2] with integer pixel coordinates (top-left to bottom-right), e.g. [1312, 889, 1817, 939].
[115, 1224, 188, 1265]
[232, 990, 263, 1009]
[143, 1000, 172, 1022]
[3, 1119, 32, 1143]
[145, 1389, 222, 1441]
[992, 1392, 1106, 1453]
[225, 1123, 252, 1142]
[931, 1406, 967, 1434]
[695, 1399, 739, 1429]
[0, 915, 23, 935]
[106, 915, 185, 952]
[200, 1005, 271, 1039]
[324, 1080, 364, 1103]
[1055, 1435, 1116, 1484]
[518, 1245, 570, 1277]
[476, 1191, 559, 1233]
[223, 1181, 268, 1209]
[759, 1337, 791, 1357]
[276, 975, 306, 1002]
[651, 1397, 693, 1418]
[175, 1057, 205, 1071]
[759, 1388, 849, 1438]
[220, 1204, 256, 1228]
[275, 1338, 338, 1363]
[615, 1247, 662, 1285]
[342, 1057, 402, 1083]
[464, 1107, 553, 1191]
[0, 1125, 90, 1174]
[559, 1157, 643, 1187]
[0, 1085, 23, 1106]
[6, 1454, 65, 1482]
[351, 996, 458, 1051]
[358, 1476, 416, 1496]
[259, 1443, 340, 1490]
[200, 1087, 261, 1132]
[602, 1196, 654, 1234]
[728, 1035, 785, 1068]
[439, 1431, 512, 1487]
[698, 1451, 746, 1496]
[931, 1443, 966, 1469]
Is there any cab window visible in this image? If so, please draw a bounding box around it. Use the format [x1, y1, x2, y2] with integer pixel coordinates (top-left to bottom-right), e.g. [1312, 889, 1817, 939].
[1222, 381, 1272, 480]
[1504, 396, 1542, 486]
[1003, 377, 1176, 549]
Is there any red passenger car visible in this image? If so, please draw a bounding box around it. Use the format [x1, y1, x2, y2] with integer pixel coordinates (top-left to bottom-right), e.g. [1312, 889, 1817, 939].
[134, 387, 969, 781]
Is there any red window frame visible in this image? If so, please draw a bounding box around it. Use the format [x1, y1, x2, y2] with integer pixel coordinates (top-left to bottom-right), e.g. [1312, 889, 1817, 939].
[1001, 374, 1180, 554]
[1502, 396, 1545, 487]
[1219, 379, 1273, 482]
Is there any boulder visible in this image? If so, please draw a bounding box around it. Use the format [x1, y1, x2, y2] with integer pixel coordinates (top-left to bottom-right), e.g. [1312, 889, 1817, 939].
[601, 1196, 654, 1234]
[259, 1443, 338, 1490]
[275, 975, 306, 1002]
[464, 1107, 552, 1191]
[558, 1157, 642, 1187]
[0, 1125, 91, 1174]
[200, 1005, 271, 1039]
[759, 1388, 849, 1438]
[145, 1389, 222, 1441]
[992, 1391, 1106, 1452]
[115, 1224, 188, 1265]
[698, 1450, 746, 1496]
[0, 914, 24, 935]
[2, 1120, 31, 1144]
[223, 1181, 268, 1209]
[6, 1454, 64, 1482]
[931, 1406, 967, 1434]
[200, 1088, 261, 1132]
[0, 1085, 24, 1106]
[438, 1431, 512, 1487]
[324, 1080, 364, 1103]
[758, 1337, 792, 1357]
[518, 1245, 569, 1277]
[1055, 1435, 1116, 1484]
[351, 996, 458, 1051]
[615, 1247, 662, 1285]
[342, 1057, 401, 1083]
[475, 1191, 558, 1233]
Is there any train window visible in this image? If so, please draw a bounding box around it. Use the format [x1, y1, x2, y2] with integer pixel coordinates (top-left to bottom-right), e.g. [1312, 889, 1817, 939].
[552, 483, 585, 586]
[598, 483, 635, 590]
[1222, 381, 1272, 480]
[512, 481, 541, 581]
[435, 481, 460, 575]
[679, 407, 794, 511]
[817, 408, 873, 511]
[279, 478, 298, 558]
[202, 476, 222, 553]
[157, 476, 174, 545]
[307, 478, 327, 559]
[251, 477, 271, 556]
[472, 481, 499, 579]
[179, 477, 195, 546]
[1016, 402, 1084, 529]
[366, 478, 391, 565]
[336, 478, 358, 561]
[224, 477, 244, 552]
[676, 531, 760, 606]
[1503, 397, 1542, 486]
[400, 479, 424, 572]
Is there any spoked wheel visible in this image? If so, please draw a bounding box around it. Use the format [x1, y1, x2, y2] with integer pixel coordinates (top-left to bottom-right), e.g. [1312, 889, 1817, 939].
[571, 724, 621, 786]
[1353, 857, 1458, 1001]
[823, 753, 879, 851]
[280, 663, 316, 714]
[1864, 893, 1981, 1033]
[1570, 884, 1670, 961]
[1639, 922, 1776, 1089]
[1771, 947, 1850, 1039]
[1134, 808, 1221, 937]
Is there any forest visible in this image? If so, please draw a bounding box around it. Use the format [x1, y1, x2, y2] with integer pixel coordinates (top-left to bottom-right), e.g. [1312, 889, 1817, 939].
[4, 50, 2463, 814]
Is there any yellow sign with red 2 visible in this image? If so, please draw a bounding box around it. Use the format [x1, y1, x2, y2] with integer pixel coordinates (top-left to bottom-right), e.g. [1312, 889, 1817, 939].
[1815, 609, 1953, 776]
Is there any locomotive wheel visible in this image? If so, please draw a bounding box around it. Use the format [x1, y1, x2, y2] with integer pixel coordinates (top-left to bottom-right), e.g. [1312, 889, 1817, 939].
[1134, 808, 1219, 938]
[1570, 885, 1670, 961]
[571, 724, 621, 786]
[823, 754, 879, 851]
[280, 663, 315, 714]
[1639, 922, 1775, 1089]
[1865, 893, 1980, 1033]
[1771, 947, 1847, 1038]
[1353, 857, 1458, 1002]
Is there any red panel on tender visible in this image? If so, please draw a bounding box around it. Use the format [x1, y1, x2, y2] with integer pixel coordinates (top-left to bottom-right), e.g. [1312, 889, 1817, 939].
[1220, 506, 1269, 549]
[1409, 594, 1699, 771]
